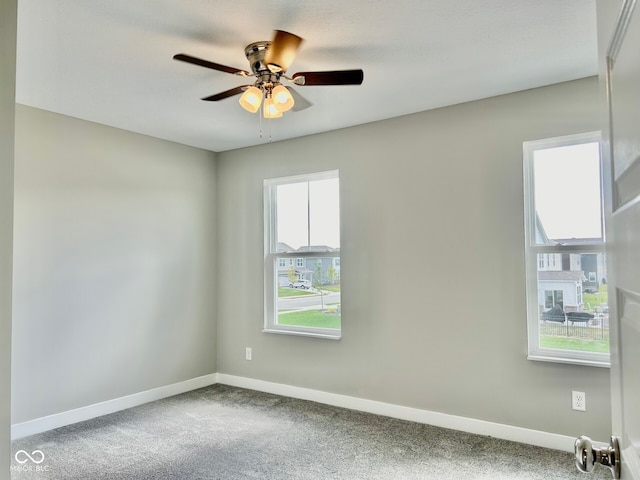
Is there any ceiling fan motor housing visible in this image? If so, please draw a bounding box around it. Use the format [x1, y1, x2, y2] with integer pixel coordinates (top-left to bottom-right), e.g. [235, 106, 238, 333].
[244, 42, 283, 94]
[245, 42, 271, 75]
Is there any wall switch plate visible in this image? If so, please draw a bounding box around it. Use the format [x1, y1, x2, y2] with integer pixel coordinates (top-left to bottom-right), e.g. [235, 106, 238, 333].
[572, 391, 586, 411]
[245, 347, 252, 361]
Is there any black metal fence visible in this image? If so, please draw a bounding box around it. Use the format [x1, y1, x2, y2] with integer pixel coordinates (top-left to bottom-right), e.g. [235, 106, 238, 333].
[539, 315, 609, 341]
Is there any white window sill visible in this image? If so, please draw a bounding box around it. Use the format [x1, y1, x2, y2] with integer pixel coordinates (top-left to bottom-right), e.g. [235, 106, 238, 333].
[527, 353, 610, 368]
[262, 327, 341, 340]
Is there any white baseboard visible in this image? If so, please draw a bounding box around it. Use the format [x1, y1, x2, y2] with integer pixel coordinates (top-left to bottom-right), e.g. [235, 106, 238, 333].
[217, 374, 579, 453]
[11, 373, 218, 440]
[12, 372, 585, 454]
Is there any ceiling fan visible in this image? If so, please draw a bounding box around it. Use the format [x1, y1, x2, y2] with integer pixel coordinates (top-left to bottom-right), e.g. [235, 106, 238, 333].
[173, 30, 364, 118]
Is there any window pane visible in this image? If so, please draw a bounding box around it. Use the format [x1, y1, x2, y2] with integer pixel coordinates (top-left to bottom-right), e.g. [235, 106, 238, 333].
[276, 256, 341, 329]
[276, 177, 340, 251]
[276, 182, 308, 252]
[309, 178, 340, 249]
[524, 133, 609, 365]
[533, 142, 602, 244]
[266, 170, 341, 338]
[537, 252, 609, 353]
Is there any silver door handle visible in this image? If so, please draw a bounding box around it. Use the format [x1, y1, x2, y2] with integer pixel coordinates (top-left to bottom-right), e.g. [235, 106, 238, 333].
[574, 435, 620, 479]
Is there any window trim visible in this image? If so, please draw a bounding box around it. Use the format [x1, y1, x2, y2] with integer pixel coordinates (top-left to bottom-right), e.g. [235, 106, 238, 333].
[523, 131, 609, 367]
[263, 170, 341, 340]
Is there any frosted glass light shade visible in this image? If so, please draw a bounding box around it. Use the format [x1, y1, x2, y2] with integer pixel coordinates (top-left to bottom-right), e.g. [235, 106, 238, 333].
[239, 87, 263, 113]
[263, 97, 283, 118]
[272, 85, 295, 112]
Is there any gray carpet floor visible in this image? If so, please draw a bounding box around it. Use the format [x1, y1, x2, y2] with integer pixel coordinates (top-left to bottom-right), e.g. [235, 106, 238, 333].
[10, 384, 609, 479]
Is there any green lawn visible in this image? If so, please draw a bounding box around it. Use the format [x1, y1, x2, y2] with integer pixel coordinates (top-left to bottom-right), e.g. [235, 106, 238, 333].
[278, 309, 341, 329]
[278, 287, 316, 297]
[541, 336, 610, 353]
[583, 284, 608, 312]
[320, 285, 341, 293]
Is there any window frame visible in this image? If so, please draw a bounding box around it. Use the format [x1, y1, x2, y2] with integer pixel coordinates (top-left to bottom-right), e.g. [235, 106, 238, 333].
[523, 131, 609, 367]
[263, 170, 341, 340]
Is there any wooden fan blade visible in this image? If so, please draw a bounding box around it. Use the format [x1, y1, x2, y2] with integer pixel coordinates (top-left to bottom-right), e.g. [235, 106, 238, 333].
[287, 87, 313, 112]
[173, 53, 250, 76]
[264, 30, 303, 73]
[201, 86, 249, 101]
[292, 69, 364, 86]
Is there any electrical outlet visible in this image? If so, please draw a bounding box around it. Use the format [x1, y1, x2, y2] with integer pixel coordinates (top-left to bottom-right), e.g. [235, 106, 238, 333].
[245, 347, 252, 361]
[572, 391, 586, 411]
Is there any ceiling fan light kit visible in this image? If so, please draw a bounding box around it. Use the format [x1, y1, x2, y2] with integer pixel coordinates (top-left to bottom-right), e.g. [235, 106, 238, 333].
[271, 85, 294, 112]
[174, 30, 364, 120]
[238, 86, 262, 113]
[238, 82, 294, 116]
[263, 97, 283, 118]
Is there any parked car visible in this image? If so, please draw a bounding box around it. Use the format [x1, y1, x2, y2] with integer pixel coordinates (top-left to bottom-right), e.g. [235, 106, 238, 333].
[289, 280, 311, 289]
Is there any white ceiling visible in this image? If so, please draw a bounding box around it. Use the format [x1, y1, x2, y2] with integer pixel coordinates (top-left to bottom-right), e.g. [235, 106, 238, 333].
[16, 0, 598, 153]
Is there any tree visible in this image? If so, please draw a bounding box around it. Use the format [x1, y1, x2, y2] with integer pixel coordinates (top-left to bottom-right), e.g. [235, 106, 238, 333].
[313, 262, 325, 312]
[287, 266, 297, 285]
[313, 262, 324, 287]
[327, 264, 337, 285]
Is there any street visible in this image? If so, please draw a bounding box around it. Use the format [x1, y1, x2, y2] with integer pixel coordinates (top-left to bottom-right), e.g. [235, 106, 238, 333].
[278, 291, 340, 310]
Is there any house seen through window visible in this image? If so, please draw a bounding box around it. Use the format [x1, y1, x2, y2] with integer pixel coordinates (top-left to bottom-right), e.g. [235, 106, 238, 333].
[264, 170, 341, 339]
[523, 132, 609, 366]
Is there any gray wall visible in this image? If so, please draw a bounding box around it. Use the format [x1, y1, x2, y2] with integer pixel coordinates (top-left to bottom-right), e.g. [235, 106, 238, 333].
[216, 77, 612, 440]
[1, 0, 17, 475]
[11, 106, 218, 423]
[10, 77, 611, 441]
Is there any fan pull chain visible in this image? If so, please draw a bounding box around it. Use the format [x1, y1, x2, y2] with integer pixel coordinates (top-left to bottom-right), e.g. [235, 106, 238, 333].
[258, 109, 274, 143]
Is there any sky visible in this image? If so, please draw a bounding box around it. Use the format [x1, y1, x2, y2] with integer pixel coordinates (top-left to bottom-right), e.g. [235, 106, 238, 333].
[276, 177, 340, 250]
[533, 141, 602, 241]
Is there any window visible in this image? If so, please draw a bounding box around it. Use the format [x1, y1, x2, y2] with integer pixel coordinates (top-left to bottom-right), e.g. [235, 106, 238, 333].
[544, 289, 564, 309]
[264, 170, 341, 339]
[523, 132, 609, 367]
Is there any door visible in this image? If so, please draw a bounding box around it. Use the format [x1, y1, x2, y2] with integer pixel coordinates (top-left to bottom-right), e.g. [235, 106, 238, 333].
[599, 0, 640, 478]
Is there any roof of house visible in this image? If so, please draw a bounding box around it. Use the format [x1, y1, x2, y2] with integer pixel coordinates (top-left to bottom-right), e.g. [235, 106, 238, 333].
[276, 242, 294, 253]
[538, 270, 586, 282]
[550, 237, 604, 245]
[295, 245, 339, 254]
[535, 212, 553, 245]
[276, 243, 340, 254]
